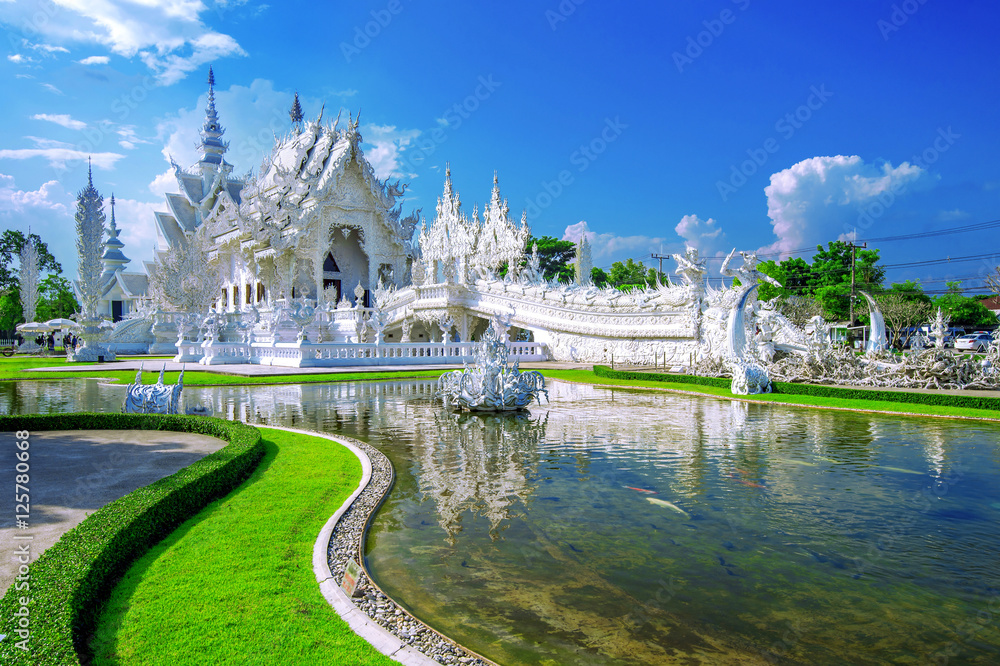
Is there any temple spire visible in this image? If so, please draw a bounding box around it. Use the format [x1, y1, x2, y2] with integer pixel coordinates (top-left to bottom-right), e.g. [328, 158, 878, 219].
[101, 192, 129, 282]
[289, 91, 303, 133]
[197, 66, 228, 166]
[88, 156, 93, 187]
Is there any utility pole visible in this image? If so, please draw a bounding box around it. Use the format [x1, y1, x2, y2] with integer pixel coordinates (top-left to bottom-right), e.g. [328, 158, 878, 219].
[848, 241, 867, 325]
[651, 253, 671, 285]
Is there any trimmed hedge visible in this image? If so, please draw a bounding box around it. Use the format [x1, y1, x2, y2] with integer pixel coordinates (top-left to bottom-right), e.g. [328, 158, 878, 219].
[593, 365, 1000, 412]
[593, 365, 731, 389]
[0, 413, 264, 665]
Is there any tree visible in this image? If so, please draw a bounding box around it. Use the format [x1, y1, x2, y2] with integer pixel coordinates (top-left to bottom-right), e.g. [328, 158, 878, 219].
[887, 279, 932, 305]
[526, 236, 576, 283]
[933, 281, 997, 327]
[604, 258, 665, 289]
[757, 257, 815, 301]
[771, 294, 824, 327]
[591, 266, 609, 287]
[877, 292, 933, 349]
[0, 230, 63, 330]
[75, 165, 106, 319]
[37, 275, 80, 321]
[987, 266, 1000, 295]
[148, 229, 224, 312]
[809, 241, 884, 322]
[0, 229, 60, 294]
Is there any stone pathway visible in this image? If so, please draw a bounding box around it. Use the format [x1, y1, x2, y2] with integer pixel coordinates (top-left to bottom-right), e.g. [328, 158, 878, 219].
[0, 429, 226, 593]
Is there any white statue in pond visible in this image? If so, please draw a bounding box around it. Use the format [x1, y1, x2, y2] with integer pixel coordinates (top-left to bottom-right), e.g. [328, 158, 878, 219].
[123, 363, 184, 414]
[437, 317, 547, 411]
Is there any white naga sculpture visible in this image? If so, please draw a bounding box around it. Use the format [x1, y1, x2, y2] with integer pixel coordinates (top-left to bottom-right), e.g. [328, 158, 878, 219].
[725, 284, 773, 395]
[437, 318, 548, 412]
[861, 291, 887, 354]
[123, 363, 184, 414]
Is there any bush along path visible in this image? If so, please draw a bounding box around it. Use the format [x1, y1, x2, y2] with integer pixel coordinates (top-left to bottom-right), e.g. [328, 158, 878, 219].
[0, 413, 264, 666]
[89, 427, 400, 666]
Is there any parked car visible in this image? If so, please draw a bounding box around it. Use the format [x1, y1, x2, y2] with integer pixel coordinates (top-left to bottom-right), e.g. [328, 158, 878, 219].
[954, 333, 993, 352]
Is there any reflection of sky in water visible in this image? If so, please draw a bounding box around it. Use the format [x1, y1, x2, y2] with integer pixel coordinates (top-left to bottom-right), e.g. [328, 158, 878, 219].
[3, 378, 999, 664]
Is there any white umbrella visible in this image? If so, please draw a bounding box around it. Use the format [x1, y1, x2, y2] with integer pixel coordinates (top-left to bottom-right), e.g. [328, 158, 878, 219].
[45, 318, 79, 329]
[16, 322, 52, 332]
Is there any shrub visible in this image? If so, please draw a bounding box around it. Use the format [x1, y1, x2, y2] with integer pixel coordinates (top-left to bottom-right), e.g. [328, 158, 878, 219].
[0, 413, 264, 665]
[592, 365, 1000, 411]
[593, 364, 731, 389]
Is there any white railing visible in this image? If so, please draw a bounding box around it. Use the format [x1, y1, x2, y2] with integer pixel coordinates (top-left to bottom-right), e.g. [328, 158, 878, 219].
[197, 339, 547, 368]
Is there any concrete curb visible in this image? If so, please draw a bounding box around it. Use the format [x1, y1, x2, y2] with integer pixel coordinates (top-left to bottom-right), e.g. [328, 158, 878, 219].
[265, 425, 442, 666]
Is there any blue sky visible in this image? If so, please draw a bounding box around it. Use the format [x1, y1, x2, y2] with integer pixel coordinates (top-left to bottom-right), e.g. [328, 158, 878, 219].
[1, 0, 999, 294]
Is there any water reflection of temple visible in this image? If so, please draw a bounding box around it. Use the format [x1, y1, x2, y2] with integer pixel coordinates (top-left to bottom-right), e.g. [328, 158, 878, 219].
[2, 376, 991, 526]
[410, 411, 547, 543]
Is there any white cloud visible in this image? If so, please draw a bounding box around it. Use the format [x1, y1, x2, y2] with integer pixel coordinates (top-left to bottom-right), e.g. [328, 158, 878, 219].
[27, 42, 69, 54]
[761, 155, 930, 257]
[0, 146, 124, 170]
[24, 136, 76, 150]
[41, 83, 64, 95]
[77, 55, 110, 65]
[562, 221, 670, 265]
[674, 214, 727, 256]
[111, 196, 162, 270]
[7, 54, 35, 64]
[148, 168, 175, 199]
[937, 208, 968, 222]
[116, 125, 149, 150]
[362, 123, 421, 180]
[31, 113, 87, 130]
[0, 0, 246, 85]
[0, 173, 77, 276]
[140, 31, 247, 86]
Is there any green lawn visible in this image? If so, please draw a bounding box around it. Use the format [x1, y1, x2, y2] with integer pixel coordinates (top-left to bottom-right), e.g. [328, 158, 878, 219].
[90, 427, 396, 666]
[0, 356, 445, 386]
[4, 357, 998, 419]
[542, 368, 1000, 421]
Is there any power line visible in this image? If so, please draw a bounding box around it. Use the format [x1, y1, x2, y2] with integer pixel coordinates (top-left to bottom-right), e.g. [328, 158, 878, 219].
[883, 252, 999, 269]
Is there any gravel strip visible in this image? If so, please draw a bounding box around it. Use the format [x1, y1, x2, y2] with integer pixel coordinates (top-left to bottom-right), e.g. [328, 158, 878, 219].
[327, 435, 495, 666]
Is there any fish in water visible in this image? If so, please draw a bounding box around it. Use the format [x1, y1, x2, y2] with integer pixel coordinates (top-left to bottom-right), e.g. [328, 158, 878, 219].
[779, 459, 817, 467]
[730, 474, 766, 489]
[624, 486, 657, 494]
[647, 497, 689, 517]
[878, 466, 923, 475]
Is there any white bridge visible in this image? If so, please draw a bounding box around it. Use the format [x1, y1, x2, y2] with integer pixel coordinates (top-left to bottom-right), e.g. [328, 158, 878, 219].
[132, 276, 704, 368]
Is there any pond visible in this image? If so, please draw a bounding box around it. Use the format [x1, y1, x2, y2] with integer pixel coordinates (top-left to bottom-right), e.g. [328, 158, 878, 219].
[3, 378, 999, 664]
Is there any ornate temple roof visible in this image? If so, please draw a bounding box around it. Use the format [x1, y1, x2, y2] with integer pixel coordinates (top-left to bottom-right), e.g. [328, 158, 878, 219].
[153, 68, 246, 250]
[251, 112, 406, 214]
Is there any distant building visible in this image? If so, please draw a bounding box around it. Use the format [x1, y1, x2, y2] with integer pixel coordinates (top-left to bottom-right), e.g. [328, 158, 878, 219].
[978, 294, 1000, 320]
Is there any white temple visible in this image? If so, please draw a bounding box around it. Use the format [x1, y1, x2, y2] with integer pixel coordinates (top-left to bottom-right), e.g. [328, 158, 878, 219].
[97, 70, 762, 370]
[92, 70, 998, 392]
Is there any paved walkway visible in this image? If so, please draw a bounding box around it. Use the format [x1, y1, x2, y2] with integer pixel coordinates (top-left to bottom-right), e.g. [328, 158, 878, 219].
[0, 430, 226, 593]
